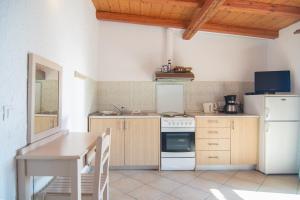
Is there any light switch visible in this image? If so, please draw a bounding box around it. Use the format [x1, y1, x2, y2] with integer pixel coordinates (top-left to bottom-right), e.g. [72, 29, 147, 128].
[1, 105, 13, 121]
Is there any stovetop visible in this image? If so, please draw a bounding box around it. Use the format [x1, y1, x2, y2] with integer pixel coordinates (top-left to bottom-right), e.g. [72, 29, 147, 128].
[161, 112, 192, 118]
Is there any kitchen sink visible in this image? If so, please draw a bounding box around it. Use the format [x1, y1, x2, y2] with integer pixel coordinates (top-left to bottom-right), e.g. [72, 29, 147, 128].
[93, 111, 149, 116]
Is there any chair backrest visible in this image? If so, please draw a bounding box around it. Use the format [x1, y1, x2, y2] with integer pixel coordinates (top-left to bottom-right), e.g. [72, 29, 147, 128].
[92, 128, 111, 200]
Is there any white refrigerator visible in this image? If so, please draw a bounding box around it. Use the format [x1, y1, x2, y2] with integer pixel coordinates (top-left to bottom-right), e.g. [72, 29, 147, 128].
[244, 95, 300, 174]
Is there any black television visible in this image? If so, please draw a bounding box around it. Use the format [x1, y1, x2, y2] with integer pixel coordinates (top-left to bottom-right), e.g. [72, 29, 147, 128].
[255, 70, 291, 94]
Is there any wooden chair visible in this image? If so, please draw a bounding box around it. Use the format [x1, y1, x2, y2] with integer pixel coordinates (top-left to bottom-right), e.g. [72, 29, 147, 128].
[40, 129, 111, 200]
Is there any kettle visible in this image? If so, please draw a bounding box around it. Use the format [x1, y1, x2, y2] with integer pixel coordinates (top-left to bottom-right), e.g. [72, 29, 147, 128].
[203, 103, 218, 114]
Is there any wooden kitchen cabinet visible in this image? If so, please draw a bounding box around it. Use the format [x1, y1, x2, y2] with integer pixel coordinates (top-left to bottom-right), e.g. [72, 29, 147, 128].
[89, 118, 125, 166]
[89, 117, 160, 167]
[125, 118, 160, 166]
[196, 116, 259, 167]
[230, 118, 258, 165]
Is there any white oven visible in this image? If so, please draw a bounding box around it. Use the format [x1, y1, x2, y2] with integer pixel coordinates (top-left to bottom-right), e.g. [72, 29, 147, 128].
[161, 117, 196, 170]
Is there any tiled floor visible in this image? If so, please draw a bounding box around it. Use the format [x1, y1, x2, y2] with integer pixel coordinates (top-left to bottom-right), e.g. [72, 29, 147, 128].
[109, 170, 300, 200]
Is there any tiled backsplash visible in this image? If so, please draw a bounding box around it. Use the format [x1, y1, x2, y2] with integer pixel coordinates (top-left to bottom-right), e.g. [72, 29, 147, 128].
[184, 81, 254, 112]
[97, 81, 254, 112]
[98, 82, 156, 112]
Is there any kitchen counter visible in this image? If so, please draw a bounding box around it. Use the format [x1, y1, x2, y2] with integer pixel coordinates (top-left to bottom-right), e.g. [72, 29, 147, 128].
[89, 112, 259, 119]
[89, 112, 161, 119]
[187, 112, 259, 118]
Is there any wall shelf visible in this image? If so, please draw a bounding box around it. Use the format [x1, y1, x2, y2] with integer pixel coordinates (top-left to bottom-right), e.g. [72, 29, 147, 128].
[154, 71, 195, 81]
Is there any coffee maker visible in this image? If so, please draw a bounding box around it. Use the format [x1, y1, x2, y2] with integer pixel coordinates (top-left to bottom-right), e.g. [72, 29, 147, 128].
[224, 95, 238, 114]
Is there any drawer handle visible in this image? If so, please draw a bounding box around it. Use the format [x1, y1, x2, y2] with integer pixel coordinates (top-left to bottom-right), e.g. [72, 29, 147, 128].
[208, 120, 218, 123]
[208, 156, 219, 159]
[208, 131, 218, 134]
[208, 143, 219, 145]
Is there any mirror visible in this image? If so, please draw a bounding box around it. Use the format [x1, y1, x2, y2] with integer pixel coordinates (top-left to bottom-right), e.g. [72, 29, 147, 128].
[28, 53, 62, 144]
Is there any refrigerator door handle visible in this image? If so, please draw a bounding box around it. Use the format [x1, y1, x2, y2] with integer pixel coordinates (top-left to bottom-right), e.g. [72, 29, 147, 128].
[265, 123, 269, 133]
[265, 107, 270, 119]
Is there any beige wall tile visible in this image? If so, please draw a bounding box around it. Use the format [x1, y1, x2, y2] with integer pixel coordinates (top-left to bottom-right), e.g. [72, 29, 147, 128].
[97, 81, 254, 112]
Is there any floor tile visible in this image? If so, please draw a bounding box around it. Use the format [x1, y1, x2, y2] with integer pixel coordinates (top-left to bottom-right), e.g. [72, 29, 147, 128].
[224, 177, 261, 191]
[128, 185, 168, 200]
[108, 170, 300, 200]
[110, 170, 126, 182]
[233, 170, 266, 185]
[159, 171, 200, 184]
[258, 175, 299, 194]
[205, 186, 246, 200]
[128, 170, 162, 184]
[120, 169, 157, 176]
[188, 177, 222, 194]
[199, 171, 236, 184]
[170, 185, 210, 200]
[157, 194, 180, 200]
[110, 176, 143, 193]
[148, 177, 182, 193]
[110, 187, 136, 200]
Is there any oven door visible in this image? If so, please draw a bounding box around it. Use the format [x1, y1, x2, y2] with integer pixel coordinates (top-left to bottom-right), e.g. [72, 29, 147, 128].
[161, 132, 195, 153]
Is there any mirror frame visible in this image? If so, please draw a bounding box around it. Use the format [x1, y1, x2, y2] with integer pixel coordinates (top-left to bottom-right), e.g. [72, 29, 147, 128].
[27, 53, 62, 144]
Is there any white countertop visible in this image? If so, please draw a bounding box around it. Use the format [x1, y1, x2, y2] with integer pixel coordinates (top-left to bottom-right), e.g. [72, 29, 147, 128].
[89, 113, 161, 119]
[89, 112, 259, 119]
[187, 112, 259, 118]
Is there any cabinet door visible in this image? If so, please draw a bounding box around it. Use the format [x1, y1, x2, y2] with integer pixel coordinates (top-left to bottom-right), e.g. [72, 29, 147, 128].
[231, 118, 258, 165]
[89, 118, 125, 166]
[125, 118, 160, 166]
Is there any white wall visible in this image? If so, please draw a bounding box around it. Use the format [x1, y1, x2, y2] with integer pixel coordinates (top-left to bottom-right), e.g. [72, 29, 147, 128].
[267, 22, 300, 93]
[173, 30, 268, 81]
[98, 21, 269, 81]
[98, 22, 165, 81]
[0, 0, 100, 199]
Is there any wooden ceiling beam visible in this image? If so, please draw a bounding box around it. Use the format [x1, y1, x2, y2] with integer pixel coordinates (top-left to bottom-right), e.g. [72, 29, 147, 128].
[96, 11, 278, 39]
[222, 0, 300, 18]
[200, 23, 278, 39]
[183, 0, 225, 40]
[141, 0, 199, 8]
[96, 11, 188, 28]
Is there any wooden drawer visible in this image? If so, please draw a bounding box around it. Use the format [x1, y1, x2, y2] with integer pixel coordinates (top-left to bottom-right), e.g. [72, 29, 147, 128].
[196, 139, 230, 151]
[197, 128, 230, 139]
[197, 151, 230, 165]
[197, 118, 231, 128]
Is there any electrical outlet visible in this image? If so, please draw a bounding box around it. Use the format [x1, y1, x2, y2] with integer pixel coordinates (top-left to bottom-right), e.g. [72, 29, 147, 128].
[1, 105, 13, 121]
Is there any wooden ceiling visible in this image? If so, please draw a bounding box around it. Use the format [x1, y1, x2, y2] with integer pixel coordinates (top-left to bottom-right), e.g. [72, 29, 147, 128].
[92, 0, 300, 39]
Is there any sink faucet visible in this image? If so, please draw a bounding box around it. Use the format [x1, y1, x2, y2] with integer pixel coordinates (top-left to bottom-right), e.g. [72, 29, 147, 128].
[112, 104, 126, 115]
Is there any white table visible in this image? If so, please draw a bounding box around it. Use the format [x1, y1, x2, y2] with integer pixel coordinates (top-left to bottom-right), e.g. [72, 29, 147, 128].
[17, 131, 98, 200]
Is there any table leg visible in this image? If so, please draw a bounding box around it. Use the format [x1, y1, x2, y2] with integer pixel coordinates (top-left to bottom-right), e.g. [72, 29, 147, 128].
[17, 160, 31, 200]
[71, 159, 81, 200]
